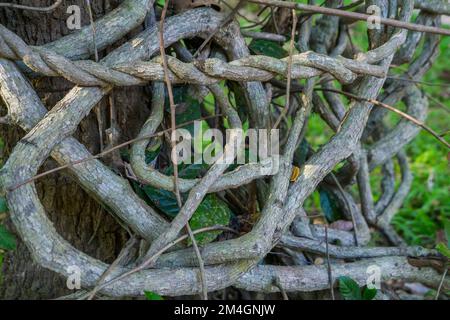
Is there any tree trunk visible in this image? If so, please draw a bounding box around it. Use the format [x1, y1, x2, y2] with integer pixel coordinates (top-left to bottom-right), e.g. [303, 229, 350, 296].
[0, 0, 149, 299]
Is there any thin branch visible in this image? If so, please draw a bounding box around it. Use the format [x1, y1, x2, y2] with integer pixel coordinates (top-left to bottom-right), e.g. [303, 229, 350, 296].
[423, 91, 450, 115]
[159, 0, 208, 300]
[186, 223, 208, 300]
[241, 30, 286, 42]
[85, 0, 104, 155]
[387, 76, 450, 88]
[106, 92, 122, 164]
[7, 114, 220, 191]
[338, 0, 364, 11]
[273, 277, 289, 300]
[273, 9, 297, 129]
[0, 0, 62, 12]
[218, 0, 260, 24]
[281, 235, 440, 260]
[435, 268, 448, 300]
[87, 236, 138, 300]
[0, 115, 11, 125]
[159, 0, 181, 207]
[248, 0, 450, 36]
[316, 88, 450, 149]
[85, 0, 99, 62]
[240, 8, 272, 30]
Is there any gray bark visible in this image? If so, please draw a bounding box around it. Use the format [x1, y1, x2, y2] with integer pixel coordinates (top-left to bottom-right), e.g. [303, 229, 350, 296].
[0, 0, 148, 299]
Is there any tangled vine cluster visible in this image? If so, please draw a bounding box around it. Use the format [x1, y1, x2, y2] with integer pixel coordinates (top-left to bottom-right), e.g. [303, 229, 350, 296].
[0, 0, 448, 298]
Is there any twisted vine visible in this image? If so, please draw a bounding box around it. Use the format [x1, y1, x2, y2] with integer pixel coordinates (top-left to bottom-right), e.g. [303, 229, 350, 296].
[0, 0, 448, 298]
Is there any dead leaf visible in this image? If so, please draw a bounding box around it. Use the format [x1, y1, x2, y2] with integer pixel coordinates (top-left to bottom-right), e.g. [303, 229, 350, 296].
[290, 166, 301, 182]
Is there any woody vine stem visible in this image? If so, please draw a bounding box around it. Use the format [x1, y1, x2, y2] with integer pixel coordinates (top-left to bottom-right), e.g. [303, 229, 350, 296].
[0, 0, 448, 299]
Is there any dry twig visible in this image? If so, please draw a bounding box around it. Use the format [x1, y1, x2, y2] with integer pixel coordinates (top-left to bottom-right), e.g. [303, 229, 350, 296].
[273, 9, 297, 129]
[159, 0, 208, 300]
[0, 0, 62, 12]
[316, 88, 450, 149]
[248, 0, 450, 36]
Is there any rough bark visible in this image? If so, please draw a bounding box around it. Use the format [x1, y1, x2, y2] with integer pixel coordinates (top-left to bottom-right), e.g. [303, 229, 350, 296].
[0, 0, 148, 299]
[0, 0, 446, 299]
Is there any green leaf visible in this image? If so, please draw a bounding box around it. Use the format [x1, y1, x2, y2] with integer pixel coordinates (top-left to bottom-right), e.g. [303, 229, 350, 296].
[338, 276, 362, 300]
[171, 86, 202, 136]
[436, 243, 450, 259]
[294, 138, 309, 167]
[319, 188, 342, 222]
[444, 220, 450, 248]
[143, 186, 180, 218]
[0, 197, 8, 213]
[362, 287, 377, 300]
[249, 39, 287, 59]
[137, 162, 232, 245]
[144, 291, 164, 300]
[189, 194, 232, 245]
[0, 225, 16, 251]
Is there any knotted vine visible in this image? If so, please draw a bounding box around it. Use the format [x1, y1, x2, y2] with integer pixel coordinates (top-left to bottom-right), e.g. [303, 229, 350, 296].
[0, 0, 448, 299]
